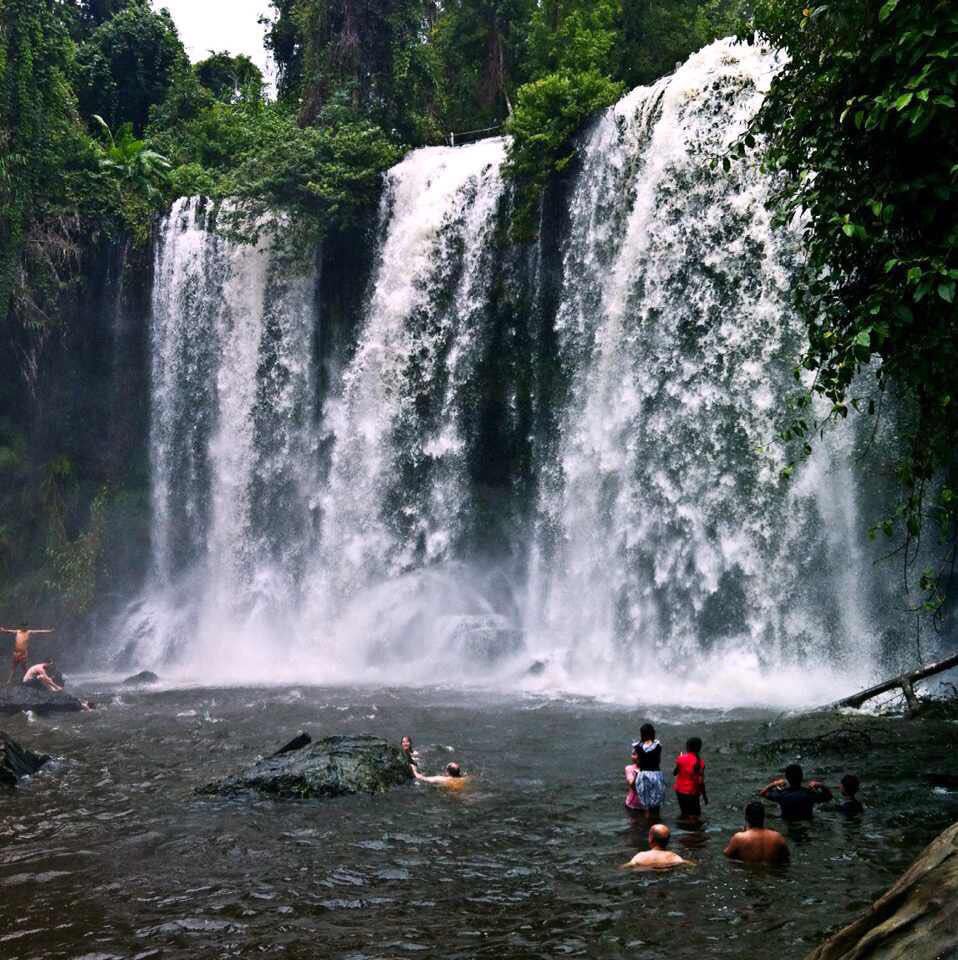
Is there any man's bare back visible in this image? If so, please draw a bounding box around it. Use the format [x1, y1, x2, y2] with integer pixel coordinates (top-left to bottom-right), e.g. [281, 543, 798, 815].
[625, 848, 688, 870]
[724, 827, 789, 864]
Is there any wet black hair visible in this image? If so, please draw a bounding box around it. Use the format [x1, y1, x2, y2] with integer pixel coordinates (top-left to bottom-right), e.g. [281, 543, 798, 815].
[640, 723, 655, 741]
[841, 773, 860, 795]
[784, 763, 803, 787]
[445, 762, 462, 778]
[686, 736, 702, 753]
[745, 801, 766, 827]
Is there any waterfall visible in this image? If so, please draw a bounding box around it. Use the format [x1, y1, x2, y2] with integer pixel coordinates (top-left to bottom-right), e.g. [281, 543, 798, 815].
[524, 39, 877, 702]
[113, 40, 904, 703]
[120, 199, 319, 668]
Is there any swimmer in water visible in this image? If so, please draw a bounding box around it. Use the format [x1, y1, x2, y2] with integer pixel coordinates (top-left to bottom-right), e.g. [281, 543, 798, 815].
[400, 735, 420, 772]
[413, 761, 467, 787]
[624, 824, 691, 870]
[724, 801, 790, 864]
[2, 624, 55, 683]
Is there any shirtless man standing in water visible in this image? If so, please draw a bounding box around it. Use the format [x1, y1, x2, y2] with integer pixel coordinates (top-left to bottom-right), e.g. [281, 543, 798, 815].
[724, 801, 790, 864]
[2, 624, 55, 683]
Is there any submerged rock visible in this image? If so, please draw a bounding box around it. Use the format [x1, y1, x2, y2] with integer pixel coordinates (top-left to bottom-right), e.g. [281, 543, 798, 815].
[0, 685, 84, 715]
[805, 821, 958, 960]
[1, 731, 50, 788]
[198, 734, 412, 800]
[122, 670, 160, 685]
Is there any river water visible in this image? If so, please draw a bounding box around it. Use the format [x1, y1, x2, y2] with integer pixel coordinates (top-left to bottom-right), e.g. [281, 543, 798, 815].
[3, 683, 955, 960]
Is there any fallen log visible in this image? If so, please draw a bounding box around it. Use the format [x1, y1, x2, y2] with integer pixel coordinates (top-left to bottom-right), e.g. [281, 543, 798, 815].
[831, 651, 958, 714]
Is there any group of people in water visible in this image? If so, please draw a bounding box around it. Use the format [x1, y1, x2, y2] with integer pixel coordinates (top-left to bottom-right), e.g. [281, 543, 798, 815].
[398, 722, 865, 871]
[624, 723, 863, 868]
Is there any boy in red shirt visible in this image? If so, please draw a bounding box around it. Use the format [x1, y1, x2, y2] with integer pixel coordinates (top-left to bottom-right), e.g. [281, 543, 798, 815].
[673, 736, 708, 823]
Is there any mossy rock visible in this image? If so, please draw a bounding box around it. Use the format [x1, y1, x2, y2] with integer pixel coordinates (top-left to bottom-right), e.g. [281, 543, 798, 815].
[198, 734, 413, 800]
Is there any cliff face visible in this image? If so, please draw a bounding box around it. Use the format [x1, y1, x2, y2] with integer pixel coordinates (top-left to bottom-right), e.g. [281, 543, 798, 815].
[806, 821, 958, 960]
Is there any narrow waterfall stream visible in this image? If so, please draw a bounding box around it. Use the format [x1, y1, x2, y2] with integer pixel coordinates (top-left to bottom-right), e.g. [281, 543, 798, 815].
[114, 40, 904, 704]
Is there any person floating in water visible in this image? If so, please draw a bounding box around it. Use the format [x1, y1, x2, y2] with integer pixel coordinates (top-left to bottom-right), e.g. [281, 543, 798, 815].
[724, 801, 790, 864]
[413, 761, 467, 788]
[2, 623, 55, 684]
[624, 824, 691, 870]
[760, 763, 832, 821]
[630, 723, 665, 823]
[22, 660, 63, 693]
[673, 736, 708, 823]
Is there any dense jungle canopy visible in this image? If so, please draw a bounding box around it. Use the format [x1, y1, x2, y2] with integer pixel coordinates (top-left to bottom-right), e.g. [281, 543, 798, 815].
[0, 0, 955, 635]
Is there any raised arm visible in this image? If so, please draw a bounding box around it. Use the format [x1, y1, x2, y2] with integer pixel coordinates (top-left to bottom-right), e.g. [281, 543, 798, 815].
[759, 778, 786, 798]
[30, 629, 55, 635]
[0, 627, 17, 634]
[808, 780, 833, 803]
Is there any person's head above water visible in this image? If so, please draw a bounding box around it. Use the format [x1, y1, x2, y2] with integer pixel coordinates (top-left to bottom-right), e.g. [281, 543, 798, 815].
[784, 763, 804, 788]
[686, 736, 702, 754]
[648, 824, 671, 849]
[400, 735, 413, 753]
[18, 621, 27, 630]
[640, 723, 655, 742]
[841, 773, 860, 797]
[445, 762, 462, 778]
[745, 800, 766, 828]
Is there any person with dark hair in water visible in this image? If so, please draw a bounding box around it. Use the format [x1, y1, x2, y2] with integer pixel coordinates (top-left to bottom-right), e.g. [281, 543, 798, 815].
[673, 736, 708, 823]
[400, 735, 419, 772]
[724, 802, 790, 864]
[624, 824, 690, 869]
[631, 722, 665, 823]
[760, 763, 832, 821]
[829, 773, 864, 816]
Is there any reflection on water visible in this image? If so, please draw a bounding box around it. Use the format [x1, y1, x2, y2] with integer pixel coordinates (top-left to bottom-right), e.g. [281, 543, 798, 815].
[1, 685, 955, 959]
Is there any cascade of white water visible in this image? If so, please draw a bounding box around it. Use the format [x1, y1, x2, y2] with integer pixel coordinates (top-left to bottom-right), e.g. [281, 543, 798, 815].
[306, 139, 507, 634]
[525, 39, 876, 701]
[124, 199, 318, 667]
[115, 42, 898, 703]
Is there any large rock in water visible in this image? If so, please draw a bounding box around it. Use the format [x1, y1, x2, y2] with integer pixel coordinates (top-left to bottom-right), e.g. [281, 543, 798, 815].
[805, 821, 958, 960]
[0, 684, 83, 715]
[198, 734, 413, 800]
[122, 670, 160, 685]
[440, 615, 525, 663]
[1, 732, 50, 788]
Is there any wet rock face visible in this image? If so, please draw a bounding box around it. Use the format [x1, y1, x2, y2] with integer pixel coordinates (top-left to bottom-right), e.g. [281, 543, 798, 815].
[0, 732, 50, 788]
[198, 735, 413, 800]
[805, 821, 958, 960]
[0, 685, 83, 715]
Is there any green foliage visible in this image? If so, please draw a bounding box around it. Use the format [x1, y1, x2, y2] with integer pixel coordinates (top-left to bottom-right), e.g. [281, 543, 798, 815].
[194, 51, 264, 103]
[216, 98, 403, 250]
[45, 486, 110, 616]
[431, 0, 533, 133]
[505, 1, 623, 238]
[741, 0, 958, 609]
[74, 0, 188, 133]
[506, 69, 623, 236]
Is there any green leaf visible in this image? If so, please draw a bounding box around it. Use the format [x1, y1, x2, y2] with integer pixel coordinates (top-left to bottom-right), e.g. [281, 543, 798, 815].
[894, 92, 913, 111]
[879, 0, 899, 20]
[938, 281, 956, 303]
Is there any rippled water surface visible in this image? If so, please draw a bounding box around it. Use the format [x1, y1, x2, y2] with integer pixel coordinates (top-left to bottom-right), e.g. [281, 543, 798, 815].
[2, 684, 956, 959]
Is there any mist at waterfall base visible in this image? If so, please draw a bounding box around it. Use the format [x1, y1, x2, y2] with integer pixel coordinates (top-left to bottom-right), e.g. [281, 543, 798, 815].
[112, 40, 909, 708]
